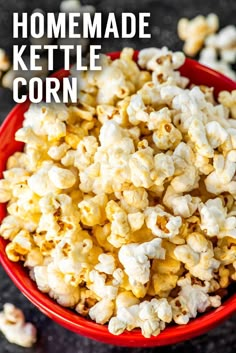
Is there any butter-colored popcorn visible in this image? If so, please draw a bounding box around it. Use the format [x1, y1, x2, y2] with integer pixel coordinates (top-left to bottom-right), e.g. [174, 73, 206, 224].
[174, 234, 220, 281]
[218, 91, 236, 119]
[0, 303, 37, 347]
[75, 289, 97, 316]
[24, 247, 44, 268]
[6, 152, 29, 170]
[0, 179, 11, 203]
[5, 229, 33, 262]
[122, 187, 149, 210]
[3, 168, 29, 185]
[214, 241, 236, 266]
[51, 230, 102, 286]
[153, 122, 182, 151]
[93, 223, 114, 252]
[105, 200, 131, 248]
[115, 291, 140, 312]
[178, 14, 219, 56]
[144, 206, 182, 239]
[78, 193, 108, 226]
[150, 272, 179, 297]
[218, 265, 231, 288]
[89, 298, 114, 324]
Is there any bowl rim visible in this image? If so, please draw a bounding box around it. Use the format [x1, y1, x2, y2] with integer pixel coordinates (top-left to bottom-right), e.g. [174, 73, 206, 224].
[0, 52, 236, 347]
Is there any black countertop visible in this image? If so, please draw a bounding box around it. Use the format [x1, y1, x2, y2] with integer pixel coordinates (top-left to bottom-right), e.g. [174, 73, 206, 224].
[0, 0, 236, 352]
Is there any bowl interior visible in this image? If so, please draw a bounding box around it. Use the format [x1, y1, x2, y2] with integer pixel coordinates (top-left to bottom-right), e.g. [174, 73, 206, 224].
[0, 53, 236, 347]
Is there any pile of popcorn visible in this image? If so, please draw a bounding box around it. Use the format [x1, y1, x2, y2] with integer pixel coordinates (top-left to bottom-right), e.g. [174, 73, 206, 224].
[178, 13, 236, 80]
[0, 47, 236, 339]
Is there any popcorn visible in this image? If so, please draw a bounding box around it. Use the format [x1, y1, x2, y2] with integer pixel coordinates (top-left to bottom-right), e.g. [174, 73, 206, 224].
[129, 147, 154, 188]
[89, 299, 114, 324]
[174, 234, 220, 281]
[48, 166, 76, 189]
[151, 273, 179, 297]
[6, 229, 33, 262]
[122, 187, 149, 210]
[0, 304, 37, 347]
[199, 47, 236, 81]
[28, 162, 59, 196]
[109, 298, 171, 338]
[178, 14, 219, 56]
[88, 270, 118, 300]
[48, 143, 70, 161]
[152, 153, 175, 187]
[47, 263, 80, 307]
[144, 206, 182, 239]
[127, 94, 149, 125]
[199, 198, 236, 238]
[218, 90, 236, 119]
[1, 46, 236, 338]
[138, 47, 185, 74]
[163, 185, 200, 218]
[127, 212, 145, 232]
[115, 291, 140, 312]
[0, 215, 24, 240]
[178, 13, 236, 80]
[0, 179, 11, 203]
[95, 253, 116, 275]
[106, 200, 131, 248]
[153, 122, 182, 150]
[78, 193, 108, 226]
[118, 239, 165, 294]
[188, 118, 214, 158]
[205, 25, 236, 50]
[171, 276, 221, 324]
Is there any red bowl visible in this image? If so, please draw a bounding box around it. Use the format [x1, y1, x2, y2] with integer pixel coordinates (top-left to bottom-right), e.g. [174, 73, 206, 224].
[0, 52, 236, 347]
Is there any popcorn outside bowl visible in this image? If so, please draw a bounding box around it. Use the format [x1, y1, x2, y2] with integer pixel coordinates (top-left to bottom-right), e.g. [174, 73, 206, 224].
[0, 51, 236, 347]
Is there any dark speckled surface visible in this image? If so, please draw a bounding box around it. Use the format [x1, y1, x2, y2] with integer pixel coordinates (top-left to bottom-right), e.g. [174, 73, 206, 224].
[0, 0, 236, 352]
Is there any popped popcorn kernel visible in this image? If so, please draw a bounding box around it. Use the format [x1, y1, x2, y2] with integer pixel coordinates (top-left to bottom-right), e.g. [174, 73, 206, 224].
[178, 14, 219, 56]
[0, 304, 37, 347]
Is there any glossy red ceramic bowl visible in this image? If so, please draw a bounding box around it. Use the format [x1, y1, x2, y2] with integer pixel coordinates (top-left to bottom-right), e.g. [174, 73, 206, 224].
[0, 52, 236, 347]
